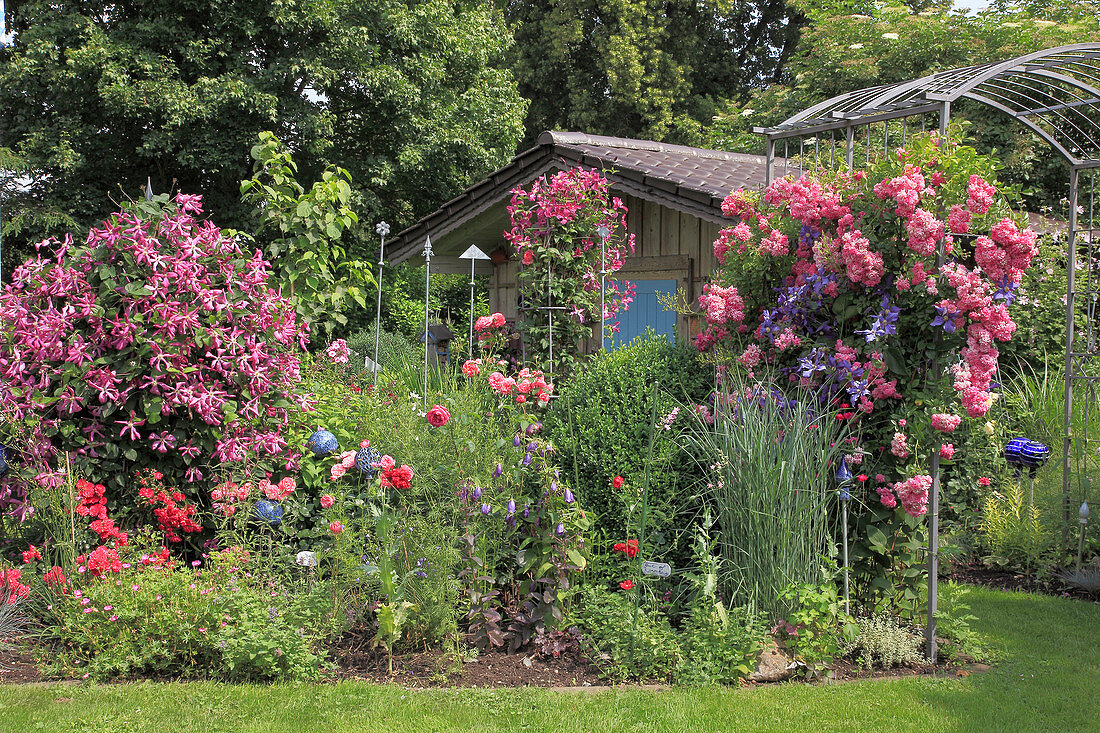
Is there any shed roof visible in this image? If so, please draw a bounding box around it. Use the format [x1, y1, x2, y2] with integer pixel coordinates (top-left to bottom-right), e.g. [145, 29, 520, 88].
[386, 132, 775, 266]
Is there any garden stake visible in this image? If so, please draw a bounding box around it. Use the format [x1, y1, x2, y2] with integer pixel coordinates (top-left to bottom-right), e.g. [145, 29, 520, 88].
[371, 221, 389, 385]
[459, 245, 491, 360]
[1078, 501, 1090, 572]
[596, 223, 609, 350]
[835, 462, 853, 616]
[422, 235, 433, 410]
[628, 380, 661, 672]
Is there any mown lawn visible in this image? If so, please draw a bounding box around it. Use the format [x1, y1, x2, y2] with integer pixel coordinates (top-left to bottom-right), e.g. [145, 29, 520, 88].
[1, 584, 1097, 733]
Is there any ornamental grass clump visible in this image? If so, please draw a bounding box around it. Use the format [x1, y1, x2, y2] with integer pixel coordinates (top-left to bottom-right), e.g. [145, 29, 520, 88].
[0, 194, 309, 499]
[684, 382, 845, 617]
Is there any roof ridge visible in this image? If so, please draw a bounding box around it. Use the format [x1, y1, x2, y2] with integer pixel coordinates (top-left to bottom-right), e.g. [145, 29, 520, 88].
[538, 130, 767, 164]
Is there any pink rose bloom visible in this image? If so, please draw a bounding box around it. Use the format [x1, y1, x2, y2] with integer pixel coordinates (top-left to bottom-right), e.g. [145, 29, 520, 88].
[320, 494, 335, 509]
[462, 359, 481, 377]
[939, 443, 955, 460]
[330, 464, 347, 481]
[329, 521, 344, 535]
[278, 476, 296, 495]
[340, 450, 357, 469]
[931, 413, 962, 432]
[426, 404, 451, 427]
[380, 455, 396, 472]
[360, 439, 371, 449]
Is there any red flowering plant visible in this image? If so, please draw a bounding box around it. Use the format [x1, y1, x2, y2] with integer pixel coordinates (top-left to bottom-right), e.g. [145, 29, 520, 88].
[505, 166, 636, 372]
[0, 194, 310, 511]
[686, 130, 1038, 611]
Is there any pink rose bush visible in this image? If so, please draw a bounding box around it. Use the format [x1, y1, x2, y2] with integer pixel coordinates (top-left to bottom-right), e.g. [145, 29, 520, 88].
[692, 132, 1037, 521]
[505, 166, 636, 368]
[0, 194, 310, 506]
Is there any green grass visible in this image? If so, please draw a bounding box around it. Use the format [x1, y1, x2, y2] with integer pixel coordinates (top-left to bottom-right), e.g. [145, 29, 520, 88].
[2, 584, 1098, 732]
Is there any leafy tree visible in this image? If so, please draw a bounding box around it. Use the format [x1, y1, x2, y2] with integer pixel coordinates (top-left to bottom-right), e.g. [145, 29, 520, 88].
[503, 0, 802, 145]
[239, 132, 372, 340]
[707, 1, 1100, 210]
[0, 0, 526, 266]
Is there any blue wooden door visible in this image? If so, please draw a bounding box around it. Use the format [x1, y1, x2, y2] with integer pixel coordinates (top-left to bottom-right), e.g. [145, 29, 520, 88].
[611, 279, 678, 348]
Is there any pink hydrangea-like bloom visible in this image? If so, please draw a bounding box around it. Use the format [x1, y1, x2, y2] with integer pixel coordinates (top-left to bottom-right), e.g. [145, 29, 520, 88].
[877, 486, 897, 509]
[775, 328, 801, 351]
[759, 229, 789, 257]
[738, 344, 763, 368]
[905, 208, 944, 257]
[890, 432, 910, 459]
[931, 413, 962, 432]
[895, 475, 932, 517]
[731, 221, 753, 243]
[967, 175, 996, 214]
[947, 205, 971, 234]
[698, 284, 745, 326]
[839, 230, 884, 286]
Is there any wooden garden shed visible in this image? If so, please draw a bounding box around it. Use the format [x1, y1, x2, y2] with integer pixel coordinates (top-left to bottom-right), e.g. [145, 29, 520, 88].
[385, 131, 775, 347]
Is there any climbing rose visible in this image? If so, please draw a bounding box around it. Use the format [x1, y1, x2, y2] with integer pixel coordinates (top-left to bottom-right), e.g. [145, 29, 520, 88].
[931, 413, 962, 432]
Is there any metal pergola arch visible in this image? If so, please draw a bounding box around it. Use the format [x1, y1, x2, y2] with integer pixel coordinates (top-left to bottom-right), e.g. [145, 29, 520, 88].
[754, 43, 1100, 661]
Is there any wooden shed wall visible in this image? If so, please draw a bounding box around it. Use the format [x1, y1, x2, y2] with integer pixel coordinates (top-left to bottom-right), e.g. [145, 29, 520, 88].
[489, 193, 722, 348]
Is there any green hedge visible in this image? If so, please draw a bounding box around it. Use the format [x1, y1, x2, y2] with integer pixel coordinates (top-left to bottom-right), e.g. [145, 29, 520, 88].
[543, 333, 713, 560]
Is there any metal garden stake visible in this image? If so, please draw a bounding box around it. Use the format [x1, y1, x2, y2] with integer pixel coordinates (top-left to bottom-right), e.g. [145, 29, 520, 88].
[835, 461, 853, 616]
[459, 245, 491, 360]
[596, 223, 610, 350]
[371, 221, 390, 383]
[1079, 501, 1091, 572]
[422, 235, 433, 409]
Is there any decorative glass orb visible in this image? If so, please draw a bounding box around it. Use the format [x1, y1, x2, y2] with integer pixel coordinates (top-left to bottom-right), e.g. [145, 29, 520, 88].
[253, 500, 284, 525]
[1004, 438, 1028, 466]
[1020, 440, 1050, 468]
[355, 446, 381, 478]
[307, 430, 339, 457]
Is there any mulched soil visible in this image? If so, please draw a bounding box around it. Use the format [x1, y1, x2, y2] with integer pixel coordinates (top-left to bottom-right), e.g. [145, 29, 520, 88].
[827, 656, 986, 683]
[329, 631, 606, 688]
[947, 561, 1100, 601]
[0, 647, 42, 684]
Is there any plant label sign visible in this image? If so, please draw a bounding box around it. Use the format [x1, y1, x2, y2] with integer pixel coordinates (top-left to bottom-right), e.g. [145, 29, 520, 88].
[641, 561, 672, 578]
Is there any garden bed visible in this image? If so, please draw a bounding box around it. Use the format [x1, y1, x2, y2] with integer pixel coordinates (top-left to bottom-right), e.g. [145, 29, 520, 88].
[331, 641, 605, 688]
[948, 562, 1100, 602]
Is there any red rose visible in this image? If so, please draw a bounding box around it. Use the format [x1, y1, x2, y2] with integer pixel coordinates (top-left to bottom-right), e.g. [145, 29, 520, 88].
[626, 539, 639, 558]
[426, 404, 450, 427]
[329, 521, 344, 535]
[612, 476, 624, 489]
[619, 580, 634, 590]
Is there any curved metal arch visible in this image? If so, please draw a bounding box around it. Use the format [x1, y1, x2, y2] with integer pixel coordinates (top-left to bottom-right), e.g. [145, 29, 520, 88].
[760, 43, 1100, 166]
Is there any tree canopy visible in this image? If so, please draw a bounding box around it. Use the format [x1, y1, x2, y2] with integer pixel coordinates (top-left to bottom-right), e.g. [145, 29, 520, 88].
[0, 0, 526, 270]
[706, 1, 1100, 211]
[504, 0, 802, 146]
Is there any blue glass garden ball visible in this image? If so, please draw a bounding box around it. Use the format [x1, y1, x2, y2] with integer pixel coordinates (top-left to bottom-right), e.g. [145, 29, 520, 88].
[1004, 438, 1028, 466]
[355, 446, 381, 478]
[1020, 440, 1050, 468]
[253, 500, 284, 525]
[307, 429, 339, 456]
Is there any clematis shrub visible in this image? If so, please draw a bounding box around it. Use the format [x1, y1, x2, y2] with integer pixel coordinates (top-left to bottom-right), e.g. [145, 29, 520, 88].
[0, 194, 310, 503]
